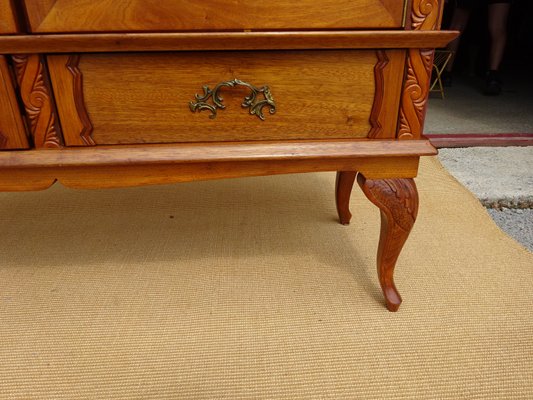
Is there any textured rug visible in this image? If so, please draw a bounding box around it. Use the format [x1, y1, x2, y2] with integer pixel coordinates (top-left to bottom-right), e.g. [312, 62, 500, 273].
[1, 157, 532, 399]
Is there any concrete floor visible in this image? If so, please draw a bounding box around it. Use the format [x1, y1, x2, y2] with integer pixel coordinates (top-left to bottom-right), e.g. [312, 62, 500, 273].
[425, 72, 532, 253]
[437, 147, 533, 208]
[426, 74, 533, 134]
[438, 147, 533, 252]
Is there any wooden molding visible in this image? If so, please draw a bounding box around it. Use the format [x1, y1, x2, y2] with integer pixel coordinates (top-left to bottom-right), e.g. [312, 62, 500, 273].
[368, 50, 389, 138]
[396, 0, 442, 140]
[11, 54, 62, 148]
[368, 50, 406, 139]
[357, 174, 419, 311]
[0, 31, 458, 54]
[0, 54, 29, 149]
[0, 139, 436, 169]
[66, 55, 94, 145]
[47, 55, 94, 146]
[47, 55, 89, 146]
[397, 48, 434, 140]
[410, 0, 442, 31]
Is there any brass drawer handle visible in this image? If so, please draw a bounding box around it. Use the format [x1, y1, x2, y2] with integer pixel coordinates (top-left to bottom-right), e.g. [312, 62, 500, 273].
[189, 78, 276, 120]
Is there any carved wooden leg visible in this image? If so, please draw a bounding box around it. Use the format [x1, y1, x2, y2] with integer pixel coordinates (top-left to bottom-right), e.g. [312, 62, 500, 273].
[335, 171, 357, 225]
[357, 174, 419, 312]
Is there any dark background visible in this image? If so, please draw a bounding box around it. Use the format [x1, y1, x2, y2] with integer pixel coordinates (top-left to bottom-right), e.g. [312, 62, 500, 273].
[442, 0, 533, 78]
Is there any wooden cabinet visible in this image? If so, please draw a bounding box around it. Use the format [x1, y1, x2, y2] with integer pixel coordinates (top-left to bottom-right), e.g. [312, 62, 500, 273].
[21, 0, 407, 32]
[0, 0, 456, 311]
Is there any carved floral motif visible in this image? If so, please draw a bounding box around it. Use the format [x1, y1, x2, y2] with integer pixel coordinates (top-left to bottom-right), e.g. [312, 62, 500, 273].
[362, 178, 418, 231]
[411, 0, 441, 31]
[11, 55, 61, 148]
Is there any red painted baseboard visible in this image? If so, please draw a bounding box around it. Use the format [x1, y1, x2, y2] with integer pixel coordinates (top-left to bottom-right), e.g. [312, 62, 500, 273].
[425, 133, 533, 148]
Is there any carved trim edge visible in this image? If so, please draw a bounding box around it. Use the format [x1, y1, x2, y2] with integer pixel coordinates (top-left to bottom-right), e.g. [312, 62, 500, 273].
[11, 54, 62, 148]
[368, 50, 389, 139]
[66, 55, 95, 146]
[398, 48, 434, 140]
[397, 0, 441, 139]
[411, 0, 441, 31]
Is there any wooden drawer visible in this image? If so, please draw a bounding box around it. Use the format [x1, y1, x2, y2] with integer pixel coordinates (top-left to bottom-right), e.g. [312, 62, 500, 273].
[22, 0, 407, 33]
[47, 50, 406, 146]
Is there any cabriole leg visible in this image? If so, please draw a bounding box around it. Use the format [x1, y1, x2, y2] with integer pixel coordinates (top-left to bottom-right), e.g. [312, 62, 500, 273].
[357, 174, 419, 312]
[335, 171, 357, 225]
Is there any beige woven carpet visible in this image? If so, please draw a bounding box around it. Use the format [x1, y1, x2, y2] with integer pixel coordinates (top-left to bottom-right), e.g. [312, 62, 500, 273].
[1, 157, 532, 399]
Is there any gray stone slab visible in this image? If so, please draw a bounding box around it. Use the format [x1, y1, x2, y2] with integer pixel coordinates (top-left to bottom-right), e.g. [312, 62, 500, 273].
[486, 208, 533, 252]
[437, 147, 533, 208]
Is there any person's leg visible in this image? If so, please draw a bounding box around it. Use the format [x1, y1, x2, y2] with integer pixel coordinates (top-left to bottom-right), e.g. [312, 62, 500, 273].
[487, 2, 511, 70]
[485, 2, 511, 94]
[445, 6, 472, 73]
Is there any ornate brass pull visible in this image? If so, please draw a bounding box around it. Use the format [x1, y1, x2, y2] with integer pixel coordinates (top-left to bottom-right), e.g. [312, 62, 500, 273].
[189, 78, 276, 121]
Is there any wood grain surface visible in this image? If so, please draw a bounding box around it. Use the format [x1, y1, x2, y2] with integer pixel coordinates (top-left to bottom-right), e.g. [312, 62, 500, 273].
[21, 0, 406, 33]
[0, 0, 20, 33]
[0, 31, 459, 55]
[0, 140, 436, 169]
[0, 55, 29, 149]
[47, 51, 405, 145]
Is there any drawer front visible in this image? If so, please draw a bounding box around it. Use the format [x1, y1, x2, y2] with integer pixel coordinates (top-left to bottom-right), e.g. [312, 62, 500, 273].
[48, 51, 406, 146]
[24, 0, 406, 33]
[0, 56, 29, 149]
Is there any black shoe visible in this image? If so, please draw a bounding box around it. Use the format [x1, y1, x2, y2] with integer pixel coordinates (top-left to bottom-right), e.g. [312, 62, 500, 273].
[484, 70, 502, 96]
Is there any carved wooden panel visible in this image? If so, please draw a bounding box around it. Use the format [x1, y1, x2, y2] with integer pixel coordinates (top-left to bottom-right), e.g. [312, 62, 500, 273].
[12, 54, 62, 148]
[409, 0, 444, 31]
[396, 0, 442, 140]
[47, 50, 406, 146]
[0, 56, 29, 149]
[398, 48, 434, 140]
[21, 0, 407, 33]
[47, 55, 94, 146]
